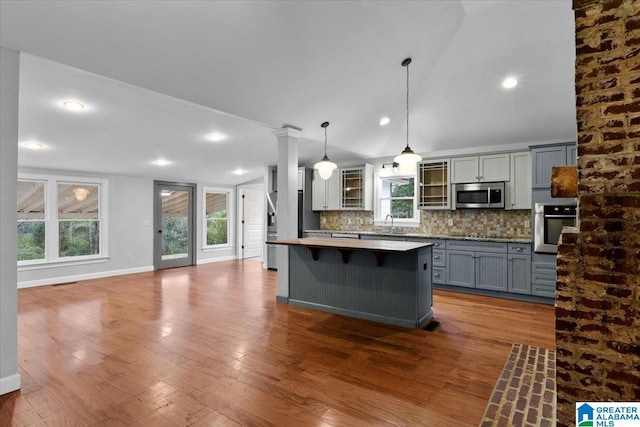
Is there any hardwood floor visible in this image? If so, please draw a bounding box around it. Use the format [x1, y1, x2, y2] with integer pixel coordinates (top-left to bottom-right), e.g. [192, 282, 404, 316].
[0, 260, 555, 426]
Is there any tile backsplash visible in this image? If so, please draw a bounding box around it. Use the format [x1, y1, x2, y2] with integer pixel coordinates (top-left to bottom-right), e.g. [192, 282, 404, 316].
[320, 209, 532, 239]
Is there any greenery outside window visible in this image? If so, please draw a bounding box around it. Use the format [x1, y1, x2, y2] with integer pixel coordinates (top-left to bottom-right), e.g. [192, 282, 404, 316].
[58, 183, 100, 257]
[374, 173, 420, 228]
[17, 173, 108, 267]
[17, 180, 46, 261]
[204, 188, 231, 248]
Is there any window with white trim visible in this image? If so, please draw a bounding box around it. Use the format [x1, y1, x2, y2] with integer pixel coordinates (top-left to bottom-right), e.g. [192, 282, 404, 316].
[17, 174, 108, 266]
[374, 173, 420, 227]
[203, 188, 231, 248]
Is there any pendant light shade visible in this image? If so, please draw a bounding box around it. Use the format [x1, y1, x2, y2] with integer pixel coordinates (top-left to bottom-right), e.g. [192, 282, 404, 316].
[314, 121, 337, 180]
[394, 57, 422, 175]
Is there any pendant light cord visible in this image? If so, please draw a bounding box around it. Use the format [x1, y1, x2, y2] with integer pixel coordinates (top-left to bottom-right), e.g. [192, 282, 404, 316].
[406, 59, 410, 150]
[324, 126, 328, 156]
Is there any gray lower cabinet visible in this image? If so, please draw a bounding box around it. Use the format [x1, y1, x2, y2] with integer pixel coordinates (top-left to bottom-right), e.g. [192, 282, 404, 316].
[446, 240, 509, 291]
[508, 243, 532, 294]
[431, 249, 446, 284]
[447, 250, 476, 288]
[531, 262, 556, 298]
[476, 252, 508, 291]
[407, 238, 447, 284]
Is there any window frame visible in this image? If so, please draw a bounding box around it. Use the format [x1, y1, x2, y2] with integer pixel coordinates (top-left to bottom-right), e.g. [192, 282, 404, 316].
[373, 172, 420, 228]
[202, 186, 233, 251]
[17, 173, 109, 269]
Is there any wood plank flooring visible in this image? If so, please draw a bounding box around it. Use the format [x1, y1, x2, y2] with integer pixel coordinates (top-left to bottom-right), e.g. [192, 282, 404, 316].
[0, 260, 555, 426]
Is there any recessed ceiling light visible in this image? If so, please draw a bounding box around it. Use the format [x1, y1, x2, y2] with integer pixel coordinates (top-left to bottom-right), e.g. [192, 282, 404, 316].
[231, 168, 247, 175]
[152, 159, 172, 166]
[62, 101, 85, 111]
[379, 117, 391, 126]
[502, 77, 518, 89]
[23, 142, 45, 150]
[207, 133, 225, 142]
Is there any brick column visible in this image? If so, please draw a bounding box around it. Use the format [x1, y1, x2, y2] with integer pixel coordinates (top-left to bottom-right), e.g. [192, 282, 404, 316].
[557, 0, 640, 425]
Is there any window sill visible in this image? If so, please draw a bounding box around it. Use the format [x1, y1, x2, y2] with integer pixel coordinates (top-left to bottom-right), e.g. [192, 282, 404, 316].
[202, 245, 233, 252]
[18, 256, 109, 272]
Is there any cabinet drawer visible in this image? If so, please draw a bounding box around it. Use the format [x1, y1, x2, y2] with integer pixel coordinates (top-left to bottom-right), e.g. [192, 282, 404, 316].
[508, 243, 531, 255]
[532, 262, 556, 284]
[432, 267, 446, 284]
[432, 250, 446, 266]
[532, 284, 555, 298]
[446, 240, 508, 253]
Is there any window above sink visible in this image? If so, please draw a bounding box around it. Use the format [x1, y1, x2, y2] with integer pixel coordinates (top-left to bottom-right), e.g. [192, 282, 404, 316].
[373, 172, 420, 229]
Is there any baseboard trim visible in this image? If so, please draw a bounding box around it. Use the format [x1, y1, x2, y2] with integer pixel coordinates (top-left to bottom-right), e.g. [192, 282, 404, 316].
[196, 255, 237, 265]
[275, 295, 289, 304]
[18, 266, 154, 289]
[0, 373, 21, 395]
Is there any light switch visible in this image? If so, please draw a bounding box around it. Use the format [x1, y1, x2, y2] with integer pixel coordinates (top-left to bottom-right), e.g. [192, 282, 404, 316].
[447, 218, 454, 226]
[142, 220, 150, 226]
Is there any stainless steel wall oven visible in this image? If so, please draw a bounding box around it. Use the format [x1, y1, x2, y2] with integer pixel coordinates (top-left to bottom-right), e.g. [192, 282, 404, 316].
[534, 203, 577, 253]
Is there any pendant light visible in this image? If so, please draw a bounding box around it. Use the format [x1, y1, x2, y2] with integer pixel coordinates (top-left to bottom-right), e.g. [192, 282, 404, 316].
[314, 121, 337, 180]
[394, 57, 422, 175]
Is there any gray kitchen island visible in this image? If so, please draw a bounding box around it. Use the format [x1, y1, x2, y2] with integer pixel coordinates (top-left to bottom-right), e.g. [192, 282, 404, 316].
[268, 237, 433, 329]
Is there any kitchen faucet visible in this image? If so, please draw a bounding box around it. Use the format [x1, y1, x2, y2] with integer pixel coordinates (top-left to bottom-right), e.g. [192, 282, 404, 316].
[384, 214, 394, 233]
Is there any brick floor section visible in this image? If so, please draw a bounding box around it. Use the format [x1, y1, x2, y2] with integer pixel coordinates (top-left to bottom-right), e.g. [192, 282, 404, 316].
[479, 343, 556, 427]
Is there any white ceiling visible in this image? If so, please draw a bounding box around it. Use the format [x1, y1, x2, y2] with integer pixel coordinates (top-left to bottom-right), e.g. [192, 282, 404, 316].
[0, 0, 577, 185]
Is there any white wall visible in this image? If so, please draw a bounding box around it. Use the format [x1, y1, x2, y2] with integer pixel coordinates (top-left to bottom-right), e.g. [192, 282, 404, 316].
[1, 47, 21, 395]
[18, 170, 239, 286]
[17, 169, 155, 287]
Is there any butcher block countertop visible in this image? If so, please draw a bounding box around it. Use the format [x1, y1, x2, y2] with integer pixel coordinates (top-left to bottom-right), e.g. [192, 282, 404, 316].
[267, 237, 433, 252]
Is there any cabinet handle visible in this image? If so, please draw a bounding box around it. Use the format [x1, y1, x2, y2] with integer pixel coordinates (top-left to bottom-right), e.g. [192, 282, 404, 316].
[434, 272, 441, 278]
[515, 247, 524, 252]
[434, 255, 441, 260]
[434, 243, 441, 247]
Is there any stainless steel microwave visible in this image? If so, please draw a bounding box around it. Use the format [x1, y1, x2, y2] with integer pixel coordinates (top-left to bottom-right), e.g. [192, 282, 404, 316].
[452, 182, 505, 209]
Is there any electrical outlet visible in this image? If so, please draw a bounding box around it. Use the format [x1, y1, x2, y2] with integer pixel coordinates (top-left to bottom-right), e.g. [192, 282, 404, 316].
[347, 218, 353, 224]
[321, 217, 326, 224]
[358, 217, 363, 225]
[524, 220, 531, 228]
[447, 218, 454, 226]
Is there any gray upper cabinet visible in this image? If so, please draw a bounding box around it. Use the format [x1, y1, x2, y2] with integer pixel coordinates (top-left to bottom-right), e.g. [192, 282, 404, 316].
[567, 145, 578, 166]
[531, 143, 576, 189]
[451, 153, 510, 184]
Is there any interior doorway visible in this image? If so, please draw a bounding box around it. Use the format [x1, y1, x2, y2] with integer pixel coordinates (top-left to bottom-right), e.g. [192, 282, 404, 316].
[154, 181, 196, 269]
[239, 187, 264, 260]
